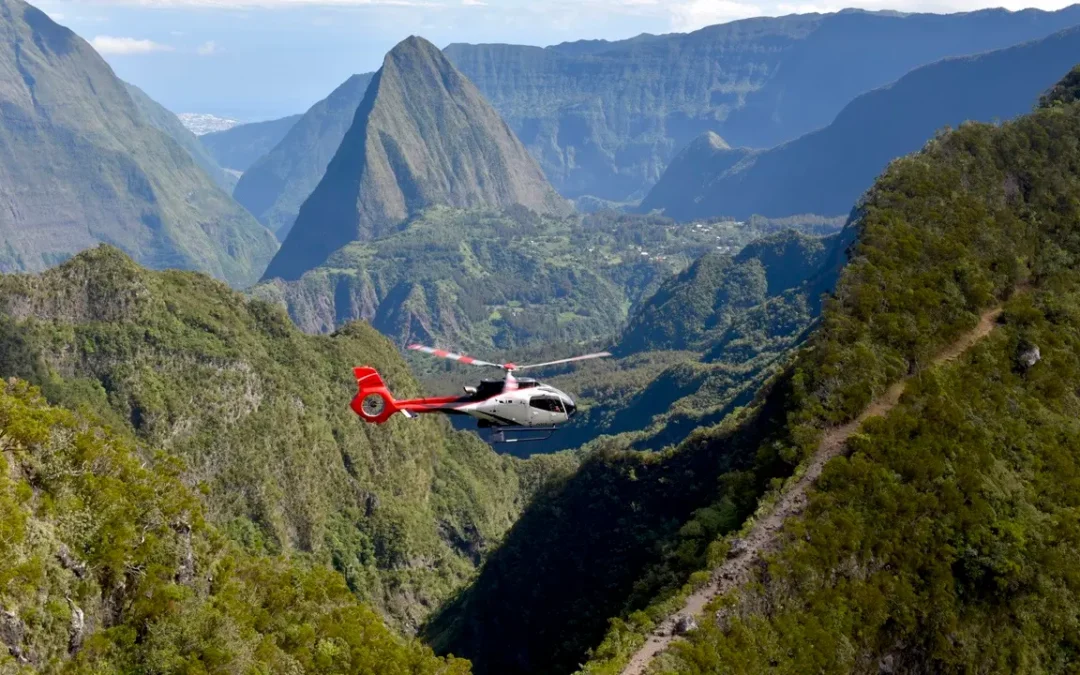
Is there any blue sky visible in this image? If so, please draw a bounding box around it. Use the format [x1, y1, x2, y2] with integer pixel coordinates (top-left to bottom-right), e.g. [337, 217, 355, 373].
[37, 0, 1079, 121]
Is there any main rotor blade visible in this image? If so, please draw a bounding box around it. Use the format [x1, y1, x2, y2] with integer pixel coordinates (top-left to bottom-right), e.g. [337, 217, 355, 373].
[513, 352, 613, 371]
[407, 344, 507, 369]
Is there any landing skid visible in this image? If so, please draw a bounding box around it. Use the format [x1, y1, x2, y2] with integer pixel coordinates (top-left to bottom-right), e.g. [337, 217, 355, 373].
[488, 426, 558, 444]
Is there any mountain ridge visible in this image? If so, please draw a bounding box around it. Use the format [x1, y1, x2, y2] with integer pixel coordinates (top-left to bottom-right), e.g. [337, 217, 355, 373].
[262, 35, 569, 282]
[0, 0, 278, 287]
[640, 24, 1080, 220]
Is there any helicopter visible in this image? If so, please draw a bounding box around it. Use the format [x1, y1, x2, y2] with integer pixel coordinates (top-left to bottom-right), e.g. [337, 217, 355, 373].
[350, 344, 611, 443]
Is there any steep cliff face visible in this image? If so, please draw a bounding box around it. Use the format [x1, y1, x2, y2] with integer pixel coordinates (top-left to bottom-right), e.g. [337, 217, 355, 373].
[262, 36, 569, 282]
[446, 6, 1080, 201]
[232, 74, 374, 237]
[0, 0, 277, 287]
[640, 25, 1080, 221]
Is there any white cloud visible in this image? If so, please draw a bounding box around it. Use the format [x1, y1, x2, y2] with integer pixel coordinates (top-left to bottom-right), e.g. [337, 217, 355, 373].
[196, 40, 220, 54]
[462, 0, 486, 5]
[90, 35, 175, 54]
[668, 0, 762, 31]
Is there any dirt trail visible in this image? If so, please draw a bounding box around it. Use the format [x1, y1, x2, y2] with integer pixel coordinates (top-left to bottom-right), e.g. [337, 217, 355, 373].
[619, 305, 1006, 675]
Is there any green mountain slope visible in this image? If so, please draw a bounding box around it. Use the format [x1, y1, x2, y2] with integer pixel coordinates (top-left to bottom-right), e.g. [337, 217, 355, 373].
[233, 74, 374, 238]
[640, 24, 1080, 220]
[0, 0, 278, 287]
[263, 37, 570, 283]
[123, 80, 238, 193]
[537, 227, 850, 455]
[253, 207, 838, 355]
[0, 380, 471, 673]
[446, 6, 1080, 201]
[427, 66, 1080, 675]
[0, 246, 573, 631]
[613, 63, 1080, 675]
[201, 112, 302, 173]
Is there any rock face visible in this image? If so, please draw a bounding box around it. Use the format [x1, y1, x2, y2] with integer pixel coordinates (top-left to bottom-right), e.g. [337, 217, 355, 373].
[261, 36, 569, 282]
[446, 6, 1080, 201]
[233, 74, 374, 237]
[639, 25, 1080, 221]
[1018, 343, 1042, 369]
[0, 0, 278, 286]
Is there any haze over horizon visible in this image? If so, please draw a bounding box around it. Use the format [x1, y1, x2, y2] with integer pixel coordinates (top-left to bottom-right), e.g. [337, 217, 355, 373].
[36, 0, 1080, 120]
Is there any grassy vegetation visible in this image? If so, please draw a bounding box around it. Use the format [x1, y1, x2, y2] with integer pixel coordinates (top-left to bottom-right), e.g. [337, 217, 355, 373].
[0, 379, 471, 673]
[0, 246, 576, 632]
[428, 67, 1080, 674]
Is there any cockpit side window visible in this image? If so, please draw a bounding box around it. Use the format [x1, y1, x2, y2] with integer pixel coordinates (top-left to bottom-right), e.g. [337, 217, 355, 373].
[529, 396, 565, 413]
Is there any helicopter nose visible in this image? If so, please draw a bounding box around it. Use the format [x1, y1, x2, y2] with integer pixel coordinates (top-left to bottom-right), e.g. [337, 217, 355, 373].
[564, 398, 577, 417]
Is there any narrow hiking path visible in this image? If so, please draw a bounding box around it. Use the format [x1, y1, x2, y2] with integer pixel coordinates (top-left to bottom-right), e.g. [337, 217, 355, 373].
[619, 303, 1007, 675]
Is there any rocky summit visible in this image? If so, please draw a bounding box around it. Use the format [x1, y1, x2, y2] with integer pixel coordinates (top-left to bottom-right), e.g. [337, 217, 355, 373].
[261, 35, 569, 282]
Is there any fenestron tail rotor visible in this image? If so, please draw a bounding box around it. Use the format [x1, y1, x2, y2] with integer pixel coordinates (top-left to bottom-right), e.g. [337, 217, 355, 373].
[407, 344, 611, 372]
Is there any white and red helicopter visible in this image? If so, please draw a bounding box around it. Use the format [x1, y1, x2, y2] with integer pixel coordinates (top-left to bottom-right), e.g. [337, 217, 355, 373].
[350, 344, 611, 443]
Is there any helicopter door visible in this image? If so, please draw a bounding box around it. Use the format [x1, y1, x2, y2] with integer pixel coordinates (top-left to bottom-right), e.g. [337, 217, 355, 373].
[528, 395, 566, 426]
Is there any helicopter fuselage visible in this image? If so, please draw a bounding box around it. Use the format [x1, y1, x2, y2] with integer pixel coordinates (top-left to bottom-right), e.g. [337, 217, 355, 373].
[453, 378, 577, 427]
[351, 368, 577, 428]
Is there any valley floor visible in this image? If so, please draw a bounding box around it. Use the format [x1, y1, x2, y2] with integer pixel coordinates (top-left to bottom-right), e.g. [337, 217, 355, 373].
[620, 300, 1012, 675]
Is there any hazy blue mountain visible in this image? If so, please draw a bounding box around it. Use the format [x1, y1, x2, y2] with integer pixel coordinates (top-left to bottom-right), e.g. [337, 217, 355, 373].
[444, 6, 1080, 201]
[233, 73, 374, 237]
[123, 80, 238, 192]
[0, 0, 277, 287]
[640, 25, 1080, 220]
[261, 36, 570, 282]
[200, 113, 302, 173]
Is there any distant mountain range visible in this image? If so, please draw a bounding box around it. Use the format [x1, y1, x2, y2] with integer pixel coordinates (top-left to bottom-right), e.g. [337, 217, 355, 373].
[200, 113, 302, 173]
[261, 36, 570, 282]
[640, 25, 1080, 220]
[445, 6, 1080, 201]
[0, 0, 277, 287]
[221, 6, 1080, 221]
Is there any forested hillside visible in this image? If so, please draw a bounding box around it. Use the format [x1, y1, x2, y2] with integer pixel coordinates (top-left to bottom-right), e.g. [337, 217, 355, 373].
[579, 64, 1080, 675]
[445, 6, 1080, 201]
[428, 66, 1080, 675]
[538, 227, 851, 455]
[255, 207, 838, 355]
[0, 246, 574, 632]
[0, 380, 472, 673]
[640, 24, 1080, 221]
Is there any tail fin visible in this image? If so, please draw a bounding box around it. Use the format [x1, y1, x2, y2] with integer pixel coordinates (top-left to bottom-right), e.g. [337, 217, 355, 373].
[350, 367, 402, 424]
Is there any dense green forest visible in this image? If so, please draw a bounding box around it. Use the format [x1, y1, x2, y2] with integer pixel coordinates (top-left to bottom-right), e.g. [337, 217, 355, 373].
[533, 227, 851, 455]
[0, 380, 471, 673]
[0, 246, 575, 634]
[578, 64, 1080, 674]
[428, 67, 1080, 675]
[257, 206, 841, 356]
